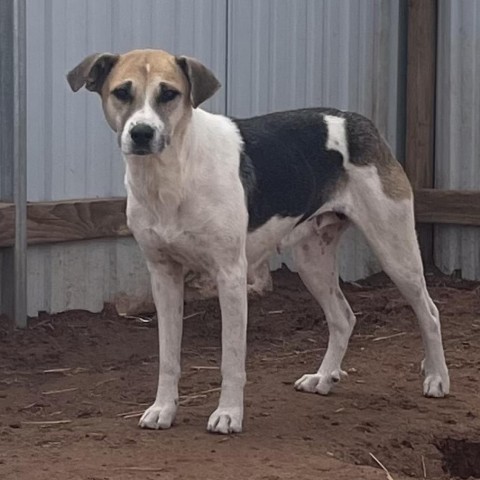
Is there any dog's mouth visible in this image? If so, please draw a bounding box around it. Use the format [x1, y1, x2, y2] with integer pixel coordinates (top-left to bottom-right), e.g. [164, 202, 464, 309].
[121, 137, 167, 156]
[130, 147, 154, 156]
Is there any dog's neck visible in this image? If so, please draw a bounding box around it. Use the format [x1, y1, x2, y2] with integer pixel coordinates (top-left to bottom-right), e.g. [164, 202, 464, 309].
[123, 109, 202, 211]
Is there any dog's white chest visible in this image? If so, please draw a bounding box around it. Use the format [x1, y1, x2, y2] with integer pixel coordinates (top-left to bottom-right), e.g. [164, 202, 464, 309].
[137, 223, 207, 267]
[127, 201, 219, 274]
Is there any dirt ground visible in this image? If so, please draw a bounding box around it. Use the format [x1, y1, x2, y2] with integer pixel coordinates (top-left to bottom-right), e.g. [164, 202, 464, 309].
[1, 269, 480, 480]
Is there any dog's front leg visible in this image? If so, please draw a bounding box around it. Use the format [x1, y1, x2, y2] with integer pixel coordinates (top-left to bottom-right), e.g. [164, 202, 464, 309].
[207, 258, 248, 434]
[139, 260, 184, 430]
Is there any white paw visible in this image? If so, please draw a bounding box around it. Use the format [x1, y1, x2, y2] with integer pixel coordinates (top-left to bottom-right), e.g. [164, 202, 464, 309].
[421, 358, 450, 397]
[207, 407, 243, 434]
[424, 373, 450, 398]
[294, 370, 347, 395]
[138, 402, 177, 430]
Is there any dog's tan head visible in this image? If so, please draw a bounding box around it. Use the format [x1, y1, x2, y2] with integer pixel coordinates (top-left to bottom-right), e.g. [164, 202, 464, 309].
[67, 49, 220, 155]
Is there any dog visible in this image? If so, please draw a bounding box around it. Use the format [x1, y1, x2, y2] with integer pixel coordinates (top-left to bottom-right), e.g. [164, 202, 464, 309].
[67, 49, 449, 434]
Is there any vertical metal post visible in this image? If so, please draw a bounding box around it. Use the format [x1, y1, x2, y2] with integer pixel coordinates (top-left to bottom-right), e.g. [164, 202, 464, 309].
[0, 0, 27, 328]
[13, 0, 27, 327]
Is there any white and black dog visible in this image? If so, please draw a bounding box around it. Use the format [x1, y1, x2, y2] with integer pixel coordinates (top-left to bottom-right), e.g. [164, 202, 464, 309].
[67, 49, 449, 434]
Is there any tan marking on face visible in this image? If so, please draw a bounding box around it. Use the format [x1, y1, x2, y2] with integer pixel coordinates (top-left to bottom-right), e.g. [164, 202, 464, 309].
[100, 50, 190, 126]
[99, 49, 192, 151]
[103, 49, 188, 97]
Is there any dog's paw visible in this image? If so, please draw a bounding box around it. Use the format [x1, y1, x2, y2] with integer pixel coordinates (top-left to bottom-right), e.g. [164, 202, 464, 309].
[207, 407, 243, 434]
[421, 358, 450, 397]
[138, 402, 177, 430]
[294, 370, 347, 395]
[423, 373, 450, 398]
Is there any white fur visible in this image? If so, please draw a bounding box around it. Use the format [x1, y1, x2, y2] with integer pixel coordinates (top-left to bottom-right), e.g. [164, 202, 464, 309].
[68, 48, 450, 435]
[324, 115, 349, 165]
[127, 107, 448, 434]
[294, 165, 449, 397]
[131, 109, 249, 433]
[121, 100, 166, 155]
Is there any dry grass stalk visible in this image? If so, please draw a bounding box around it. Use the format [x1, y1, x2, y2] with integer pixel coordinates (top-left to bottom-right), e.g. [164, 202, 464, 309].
[372, 332, 406, 342]
[190, 366, 219, 371]
[261, 347, 326, 362]
[123, 314, 153, 323]
[180, 387, 221, 398]
[22, 420, 72, 426]
[123, 412, 144, 419]
[31, 319, 54, 329]
[42, 387, 78, 395]
[93, 378, 117, 388]
[369, 453, 395, 480]
[116, 410, 145, 418]
[183, 311, 205, 320]
[42, 368, 72, 374]
[112, 399, 149, 407]
[421, 455, 427, 478]
[179, 394, 207, 405]
[116, 467, 167, 472]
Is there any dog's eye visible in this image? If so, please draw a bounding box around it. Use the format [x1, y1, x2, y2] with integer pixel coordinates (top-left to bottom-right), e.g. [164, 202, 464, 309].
[158, 89, 179, 103]
[112, 87, 132, 102]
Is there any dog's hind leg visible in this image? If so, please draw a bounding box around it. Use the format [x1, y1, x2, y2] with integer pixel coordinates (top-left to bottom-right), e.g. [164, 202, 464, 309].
[345, 169, 449, 397]
[293, 215, 354, 395]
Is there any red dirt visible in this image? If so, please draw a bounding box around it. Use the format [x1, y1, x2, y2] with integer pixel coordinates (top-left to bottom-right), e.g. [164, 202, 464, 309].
[1, 269, 479, 480]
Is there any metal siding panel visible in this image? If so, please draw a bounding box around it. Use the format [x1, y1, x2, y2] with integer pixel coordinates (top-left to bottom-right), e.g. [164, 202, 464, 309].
[25, 0, 47, 201]
[27, 0, 226, 202]
[25, 0, 227, 315]
[435, 0, 480, 280]
[228, 0, 404, 280]
[27, 239, 151, 316]
[113, 238, 153, 314]
[0, 0, 14, 200]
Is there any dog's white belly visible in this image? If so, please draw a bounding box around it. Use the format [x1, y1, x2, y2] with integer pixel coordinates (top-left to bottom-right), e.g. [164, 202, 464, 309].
[131, 213, 305, 299]
[183, 216, 305, 298]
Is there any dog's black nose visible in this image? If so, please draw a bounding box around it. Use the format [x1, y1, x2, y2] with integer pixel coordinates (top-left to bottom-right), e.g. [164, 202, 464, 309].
[130, 124, 155, 146]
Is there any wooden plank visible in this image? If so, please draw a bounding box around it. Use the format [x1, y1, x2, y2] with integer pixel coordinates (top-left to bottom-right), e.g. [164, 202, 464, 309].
[414, 189, 480, 226]
[0, 198, 129, 248]
[405, 0, 438, 263]
[1, 191, 479, 249]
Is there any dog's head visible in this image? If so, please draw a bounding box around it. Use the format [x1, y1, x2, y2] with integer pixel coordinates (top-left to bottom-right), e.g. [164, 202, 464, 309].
[67, 49, 220, 156]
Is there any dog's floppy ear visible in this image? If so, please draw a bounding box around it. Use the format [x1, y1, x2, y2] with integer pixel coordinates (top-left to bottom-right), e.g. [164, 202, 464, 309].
[175, 56, 221, 108]
[67, 53, 119, 93]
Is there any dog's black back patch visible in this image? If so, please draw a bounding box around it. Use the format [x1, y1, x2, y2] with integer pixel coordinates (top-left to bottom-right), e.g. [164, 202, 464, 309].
[233, 108, 346, 231]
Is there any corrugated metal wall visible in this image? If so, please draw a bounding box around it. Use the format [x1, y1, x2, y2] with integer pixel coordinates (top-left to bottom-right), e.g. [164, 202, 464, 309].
[435, 0, 480, 280]
[23, 0, 406, 316]
[227, 0, 406, 279]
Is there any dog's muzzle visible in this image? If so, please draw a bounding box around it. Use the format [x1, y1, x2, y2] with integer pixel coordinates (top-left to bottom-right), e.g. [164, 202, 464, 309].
[129, 123, 157, 155]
